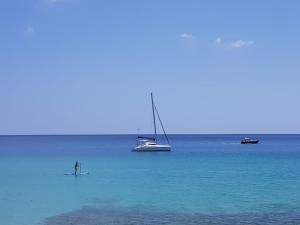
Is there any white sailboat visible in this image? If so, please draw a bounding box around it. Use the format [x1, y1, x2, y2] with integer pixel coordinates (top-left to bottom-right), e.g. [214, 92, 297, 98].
[133, 93, 171, 152]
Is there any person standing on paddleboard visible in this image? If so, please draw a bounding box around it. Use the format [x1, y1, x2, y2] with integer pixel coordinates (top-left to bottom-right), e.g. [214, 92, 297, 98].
[74, 161, 81, 175]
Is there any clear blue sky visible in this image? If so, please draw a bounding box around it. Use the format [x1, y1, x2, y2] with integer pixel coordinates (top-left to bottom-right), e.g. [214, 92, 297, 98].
[0, 0, 299, 134]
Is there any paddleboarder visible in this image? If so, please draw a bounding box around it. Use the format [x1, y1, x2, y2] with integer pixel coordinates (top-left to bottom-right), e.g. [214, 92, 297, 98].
[74, 160, 81, 175]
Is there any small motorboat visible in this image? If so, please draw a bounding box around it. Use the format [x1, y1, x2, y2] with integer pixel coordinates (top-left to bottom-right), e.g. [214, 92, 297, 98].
[241, 138, 259, 144]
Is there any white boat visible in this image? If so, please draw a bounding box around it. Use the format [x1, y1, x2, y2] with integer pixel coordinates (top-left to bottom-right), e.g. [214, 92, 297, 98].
[133, 93, 171, 152]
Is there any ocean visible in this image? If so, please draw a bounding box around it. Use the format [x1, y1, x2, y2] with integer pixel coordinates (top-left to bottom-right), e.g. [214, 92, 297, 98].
[1, 134, 300, 225]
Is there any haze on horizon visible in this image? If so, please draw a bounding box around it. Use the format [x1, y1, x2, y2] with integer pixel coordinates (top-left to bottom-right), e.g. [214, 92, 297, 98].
[0, 0, 299, 135]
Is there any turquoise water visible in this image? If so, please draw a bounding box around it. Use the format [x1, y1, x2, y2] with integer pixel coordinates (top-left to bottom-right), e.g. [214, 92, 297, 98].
[1, 135, 300, 224]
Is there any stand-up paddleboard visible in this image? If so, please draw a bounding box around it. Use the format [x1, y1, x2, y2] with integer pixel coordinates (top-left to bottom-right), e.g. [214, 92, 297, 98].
[64, 171, 89, 176]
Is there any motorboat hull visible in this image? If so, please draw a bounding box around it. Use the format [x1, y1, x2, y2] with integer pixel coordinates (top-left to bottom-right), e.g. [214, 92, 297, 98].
[241, 140, 259, 144]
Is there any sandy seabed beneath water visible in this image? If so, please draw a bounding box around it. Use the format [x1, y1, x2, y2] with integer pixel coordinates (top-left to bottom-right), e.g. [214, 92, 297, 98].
[44, 206, 300, 225]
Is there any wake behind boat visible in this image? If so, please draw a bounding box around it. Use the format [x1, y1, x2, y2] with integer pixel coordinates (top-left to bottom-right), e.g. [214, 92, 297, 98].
[133, 93, 171, 152]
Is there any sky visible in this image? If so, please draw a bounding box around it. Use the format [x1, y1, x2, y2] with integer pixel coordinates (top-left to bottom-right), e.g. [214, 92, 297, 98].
[0, 0, 300, 134]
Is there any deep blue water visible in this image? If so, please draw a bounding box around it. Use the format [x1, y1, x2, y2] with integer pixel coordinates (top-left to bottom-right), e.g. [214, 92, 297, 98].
[1, 134, 300, 225]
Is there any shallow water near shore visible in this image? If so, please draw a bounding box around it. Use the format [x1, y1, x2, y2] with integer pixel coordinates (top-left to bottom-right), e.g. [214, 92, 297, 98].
[45, 206, 300, 225]
[1, 134, 300, 225]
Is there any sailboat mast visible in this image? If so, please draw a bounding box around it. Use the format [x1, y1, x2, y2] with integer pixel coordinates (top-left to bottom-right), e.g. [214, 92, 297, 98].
[151, 92, 157, 140]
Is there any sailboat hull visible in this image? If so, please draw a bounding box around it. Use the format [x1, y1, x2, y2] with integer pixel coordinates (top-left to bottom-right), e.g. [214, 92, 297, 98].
[132, 144, 171, 152]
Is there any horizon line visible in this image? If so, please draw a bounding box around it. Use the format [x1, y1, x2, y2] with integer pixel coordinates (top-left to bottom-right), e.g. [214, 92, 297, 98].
[0, 133, 300, 136]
